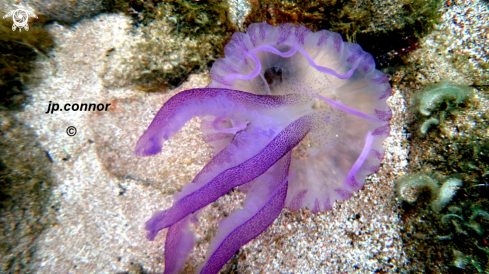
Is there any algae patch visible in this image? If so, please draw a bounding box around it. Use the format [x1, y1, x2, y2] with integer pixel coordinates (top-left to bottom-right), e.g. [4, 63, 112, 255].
[413, 82, 471, 116]
[0, 15, 54, 110]
[411, 82, 472, 137]
[243, 0, 443, 68]
[399, 84, 489, 272]
[0, 113, 56, 273]
[100, 0, 235, 89]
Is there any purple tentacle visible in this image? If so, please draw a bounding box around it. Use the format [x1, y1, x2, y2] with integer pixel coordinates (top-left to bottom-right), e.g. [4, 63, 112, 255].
[144, 114, 315, 240]
[345, 132, 374, 190]
[163, 215, 195, 274]
[134, 88, 306, 157]
[223, 45, 360, 83]
[316, 95, 382, 122]
[199, 155, 291, 274]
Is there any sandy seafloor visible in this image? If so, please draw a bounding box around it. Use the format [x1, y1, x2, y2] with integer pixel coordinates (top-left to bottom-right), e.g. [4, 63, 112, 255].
[1, 0, 488, 273]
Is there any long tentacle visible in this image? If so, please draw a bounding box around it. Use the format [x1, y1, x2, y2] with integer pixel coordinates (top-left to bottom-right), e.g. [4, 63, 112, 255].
[163, 215, 195, 274]
[134, 88, 306, 157]
[145, 114, 314, 240]
[199, 154, 292, 274]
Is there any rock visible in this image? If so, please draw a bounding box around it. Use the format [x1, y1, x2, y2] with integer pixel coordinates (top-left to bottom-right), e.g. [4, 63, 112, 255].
[31, 0, 103, 24]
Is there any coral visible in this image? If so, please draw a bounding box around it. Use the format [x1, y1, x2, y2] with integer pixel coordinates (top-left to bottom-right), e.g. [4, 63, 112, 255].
[441, 213, 464, 224]
[453, 250, 468, 269]
[0, 14, 54, 110]
[136, 23, 391, 273]
[470, 208, 489, 222]
[419, 117, 439, 136]
[411, 82, 472, 137]
[243, 0, 443, 68]
[436, 206, 489, 271]
[431, 178, 462, 212]
[100, 0, 234, 89]
[395, 173, 462, 212]
[31, 0, 104, 24]
[414, 82, 471, 116]
[398, 172, 488, 272]
[441, 213, 466, 236]
[467, 208, 489, 235]
[399, 81, 489, 272]
[452, 249, 488, 272]
[395, 173, 438, 203]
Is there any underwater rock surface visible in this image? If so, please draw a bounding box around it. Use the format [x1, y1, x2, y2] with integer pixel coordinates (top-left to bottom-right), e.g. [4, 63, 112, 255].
[100, 0, 235, 90]
[1, 0, 487, 272]
[5, 12, 403, 274]
[30, 0, 104, 24]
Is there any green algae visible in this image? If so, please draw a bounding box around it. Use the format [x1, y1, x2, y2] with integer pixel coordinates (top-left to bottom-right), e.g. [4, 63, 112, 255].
[0, 113, 55, 272]
[419, 117, 440, 136]
[243, 0, 443, 68]
[395, 173, 439, 203]
[0, 15, 54, 110]
[395, 173, 463, 212]
[101, 0, 234, 89]
[431, 178, 462, 213]
[399, 84, 489, 272]
[414, 82, 472, 116]
[411, 82, 473, 137]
